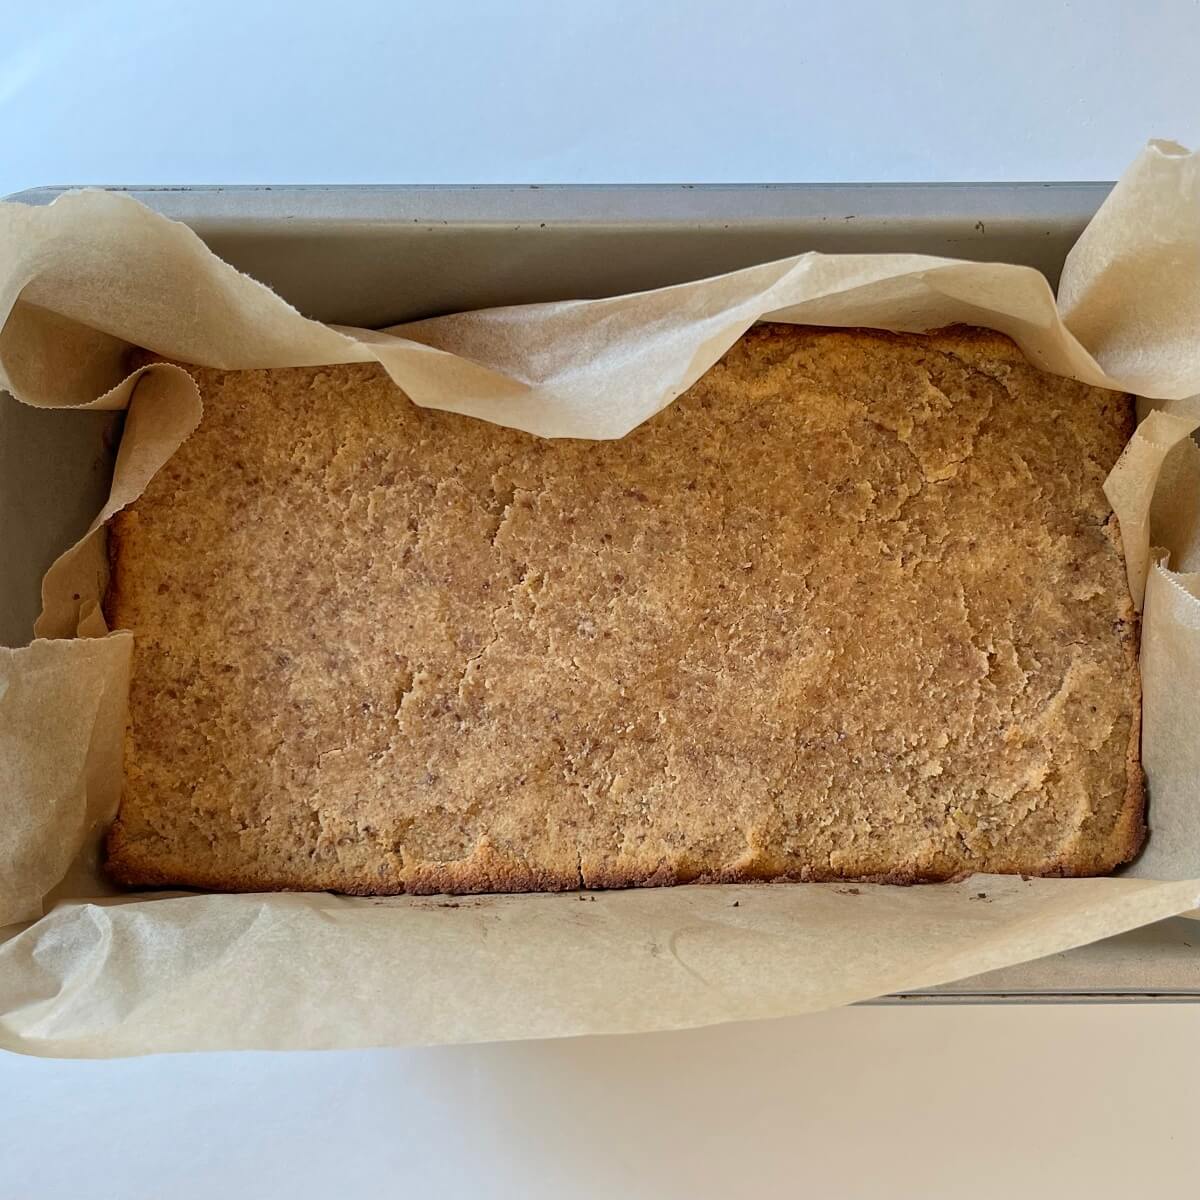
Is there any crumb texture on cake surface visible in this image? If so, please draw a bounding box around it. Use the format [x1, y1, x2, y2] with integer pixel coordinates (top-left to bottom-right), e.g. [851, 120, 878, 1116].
[104, 324, 1142, 893]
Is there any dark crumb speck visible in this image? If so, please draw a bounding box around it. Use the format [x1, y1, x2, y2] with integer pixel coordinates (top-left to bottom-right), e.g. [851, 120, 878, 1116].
[835, 886, 861, 896]
[731, 900, 740, 907]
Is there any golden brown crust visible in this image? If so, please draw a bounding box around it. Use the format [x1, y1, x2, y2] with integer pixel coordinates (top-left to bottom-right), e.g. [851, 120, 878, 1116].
[104, 324, 1144, 894]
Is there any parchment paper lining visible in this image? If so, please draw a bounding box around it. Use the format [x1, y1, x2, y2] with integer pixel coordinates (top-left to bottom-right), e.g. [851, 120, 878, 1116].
[2, 140, 1199, 1056]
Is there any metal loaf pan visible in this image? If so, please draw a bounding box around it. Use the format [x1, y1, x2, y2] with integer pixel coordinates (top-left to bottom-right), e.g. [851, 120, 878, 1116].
[6, 181, 1198, 1003]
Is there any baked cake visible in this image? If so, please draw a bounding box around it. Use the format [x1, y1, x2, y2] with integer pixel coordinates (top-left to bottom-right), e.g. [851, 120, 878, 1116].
[104, 325, 1143, 892]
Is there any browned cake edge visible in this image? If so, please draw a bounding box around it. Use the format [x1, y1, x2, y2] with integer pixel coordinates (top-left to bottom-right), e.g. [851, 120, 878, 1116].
[102, 328, 1146, 893]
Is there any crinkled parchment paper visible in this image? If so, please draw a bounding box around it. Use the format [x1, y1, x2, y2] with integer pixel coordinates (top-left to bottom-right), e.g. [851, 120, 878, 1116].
[2, 141, 1199, 1057]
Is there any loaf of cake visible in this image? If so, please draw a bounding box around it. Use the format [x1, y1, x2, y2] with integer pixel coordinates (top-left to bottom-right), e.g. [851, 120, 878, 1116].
[104, 324, 1143, 893]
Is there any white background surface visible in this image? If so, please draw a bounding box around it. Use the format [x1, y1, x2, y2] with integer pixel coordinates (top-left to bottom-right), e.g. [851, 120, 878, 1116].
[4, 2, 1200, 1195]
[4, 0, 1200, 194]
